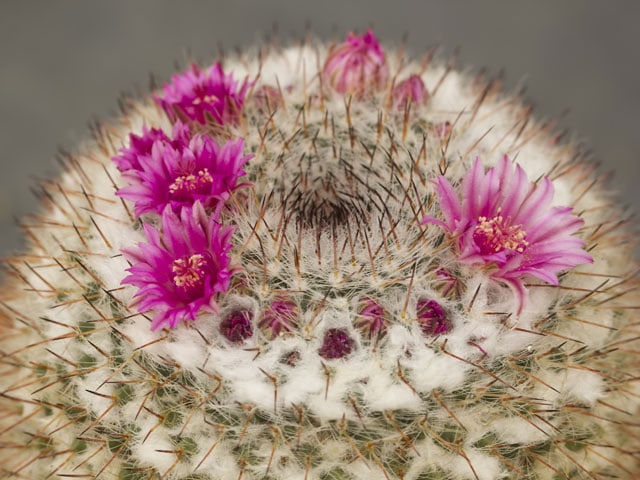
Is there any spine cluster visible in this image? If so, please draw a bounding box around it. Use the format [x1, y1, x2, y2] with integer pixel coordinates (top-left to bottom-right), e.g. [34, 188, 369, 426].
[0, 30, 638, 480]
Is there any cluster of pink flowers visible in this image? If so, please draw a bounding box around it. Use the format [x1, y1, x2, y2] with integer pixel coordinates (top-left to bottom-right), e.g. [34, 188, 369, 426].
[115, 63, 252, 331]
[115, 29, 593, 338]
[321, 30, 592, 317]
[116, 127, 251, 217]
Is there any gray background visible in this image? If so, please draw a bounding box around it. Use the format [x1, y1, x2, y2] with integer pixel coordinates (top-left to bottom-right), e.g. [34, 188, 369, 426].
[1, 1, 638, 256]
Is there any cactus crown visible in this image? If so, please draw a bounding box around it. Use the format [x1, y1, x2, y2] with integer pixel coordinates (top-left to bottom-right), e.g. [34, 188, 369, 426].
[0, 30, 638, 480]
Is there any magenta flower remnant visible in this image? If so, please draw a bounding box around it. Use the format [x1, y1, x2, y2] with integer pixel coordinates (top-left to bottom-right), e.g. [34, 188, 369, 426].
[155, 62, 250, 125]
[423, 156, 593, 312]
[356, 297, 387, 340]
[322, 29, 389, 96]
[117, 131, 252, 217]
[258, 296, 298, 339]
[122, 203, 235, 330]
[416, 299, 451, 336]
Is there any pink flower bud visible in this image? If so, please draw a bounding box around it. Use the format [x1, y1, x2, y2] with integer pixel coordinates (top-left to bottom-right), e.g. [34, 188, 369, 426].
[356, 297, 387, 339]
[322, 29, 389, 96]
[258, 296, 297, 338]
[251, 85, 284, 112]
[392, 74, 428, 110]
[434, 121, 452, 139]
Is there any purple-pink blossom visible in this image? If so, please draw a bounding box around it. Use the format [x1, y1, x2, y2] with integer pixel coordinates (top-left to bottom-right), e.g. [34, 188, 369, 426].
[116, 133, 252, 217]
[423, 156, 593, 311]
[392, 74, 428, 110]
[155, 63, 249, 125]
[322, 29, 389, 96]
[112, 122, 190, 173]
[122, 203, 235, 330]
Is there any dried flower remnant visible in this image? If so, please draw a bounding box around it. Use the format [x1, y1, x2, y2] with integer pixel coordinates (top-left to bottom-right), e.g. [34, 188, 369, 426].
[117, 135, 252, 216]
[251, 85, 285, 112]
[220, 309, 254, 343]
[356, 297, 387, 340]
[319, 328, 354, 360]
[434, 121, 452, 139]
[416, 299, 451, 336]
[258, 296, 297, 339]
[122, 203, 235, 330]
[423, 156, 593, 311]
[280, 350, 302, 367]
[322, 29, 389, 96]
[155, 62, 249, 125]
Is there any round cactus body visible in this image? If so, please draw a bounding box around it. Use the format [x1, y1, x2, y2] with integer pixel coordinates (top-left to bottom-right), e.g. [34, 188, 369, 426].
[1, 30, 639, 480]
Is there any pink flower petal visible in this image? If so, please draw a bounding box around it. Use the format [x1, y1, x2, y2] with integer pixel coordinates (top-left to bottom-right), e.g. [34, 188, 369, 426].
[423, 156, 592, 311]
[122, 203, 235, 331]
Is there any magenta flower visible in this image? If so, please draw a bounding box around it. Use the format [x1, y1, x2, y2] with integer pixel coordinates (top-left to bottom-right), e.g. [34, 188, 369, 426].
[117, 134, 252, 216]
[322, 29, 389, 96]
[155, 63, 250, 125]
[423, 156, 593, 311]
[392, 74, 428, 110]
[122, 203, 235, 330]
[112, 122, 190, 173]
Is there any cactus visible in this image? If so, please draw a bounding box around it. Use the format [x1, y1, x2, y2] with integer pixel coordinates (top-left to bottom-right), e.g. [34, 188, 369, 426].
[0, 29, 638, 480]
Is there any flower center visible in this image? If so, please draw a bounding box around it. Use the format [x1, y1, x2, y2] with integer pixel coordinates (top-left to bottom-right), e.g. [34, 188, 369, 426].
[192, 94, 218, 105]
[473, 214, 529, 255]
[169, 168, 213, 198]
[172, 254, 207, 291]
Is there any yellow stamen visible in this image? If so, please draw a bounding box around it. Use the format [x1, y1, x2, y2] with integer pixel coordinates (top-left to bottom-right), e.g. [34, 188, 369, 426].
[172, 254, 207, 290]
[169, 168, 214, 196]
[192, 94, 218, 105]
[474, 214, 529, 254]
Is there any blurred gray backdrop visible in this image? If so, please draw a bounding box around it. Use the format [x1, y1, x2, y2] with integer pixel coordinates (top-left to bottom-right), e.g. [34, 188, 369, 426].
[1, 1, 639, 256]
